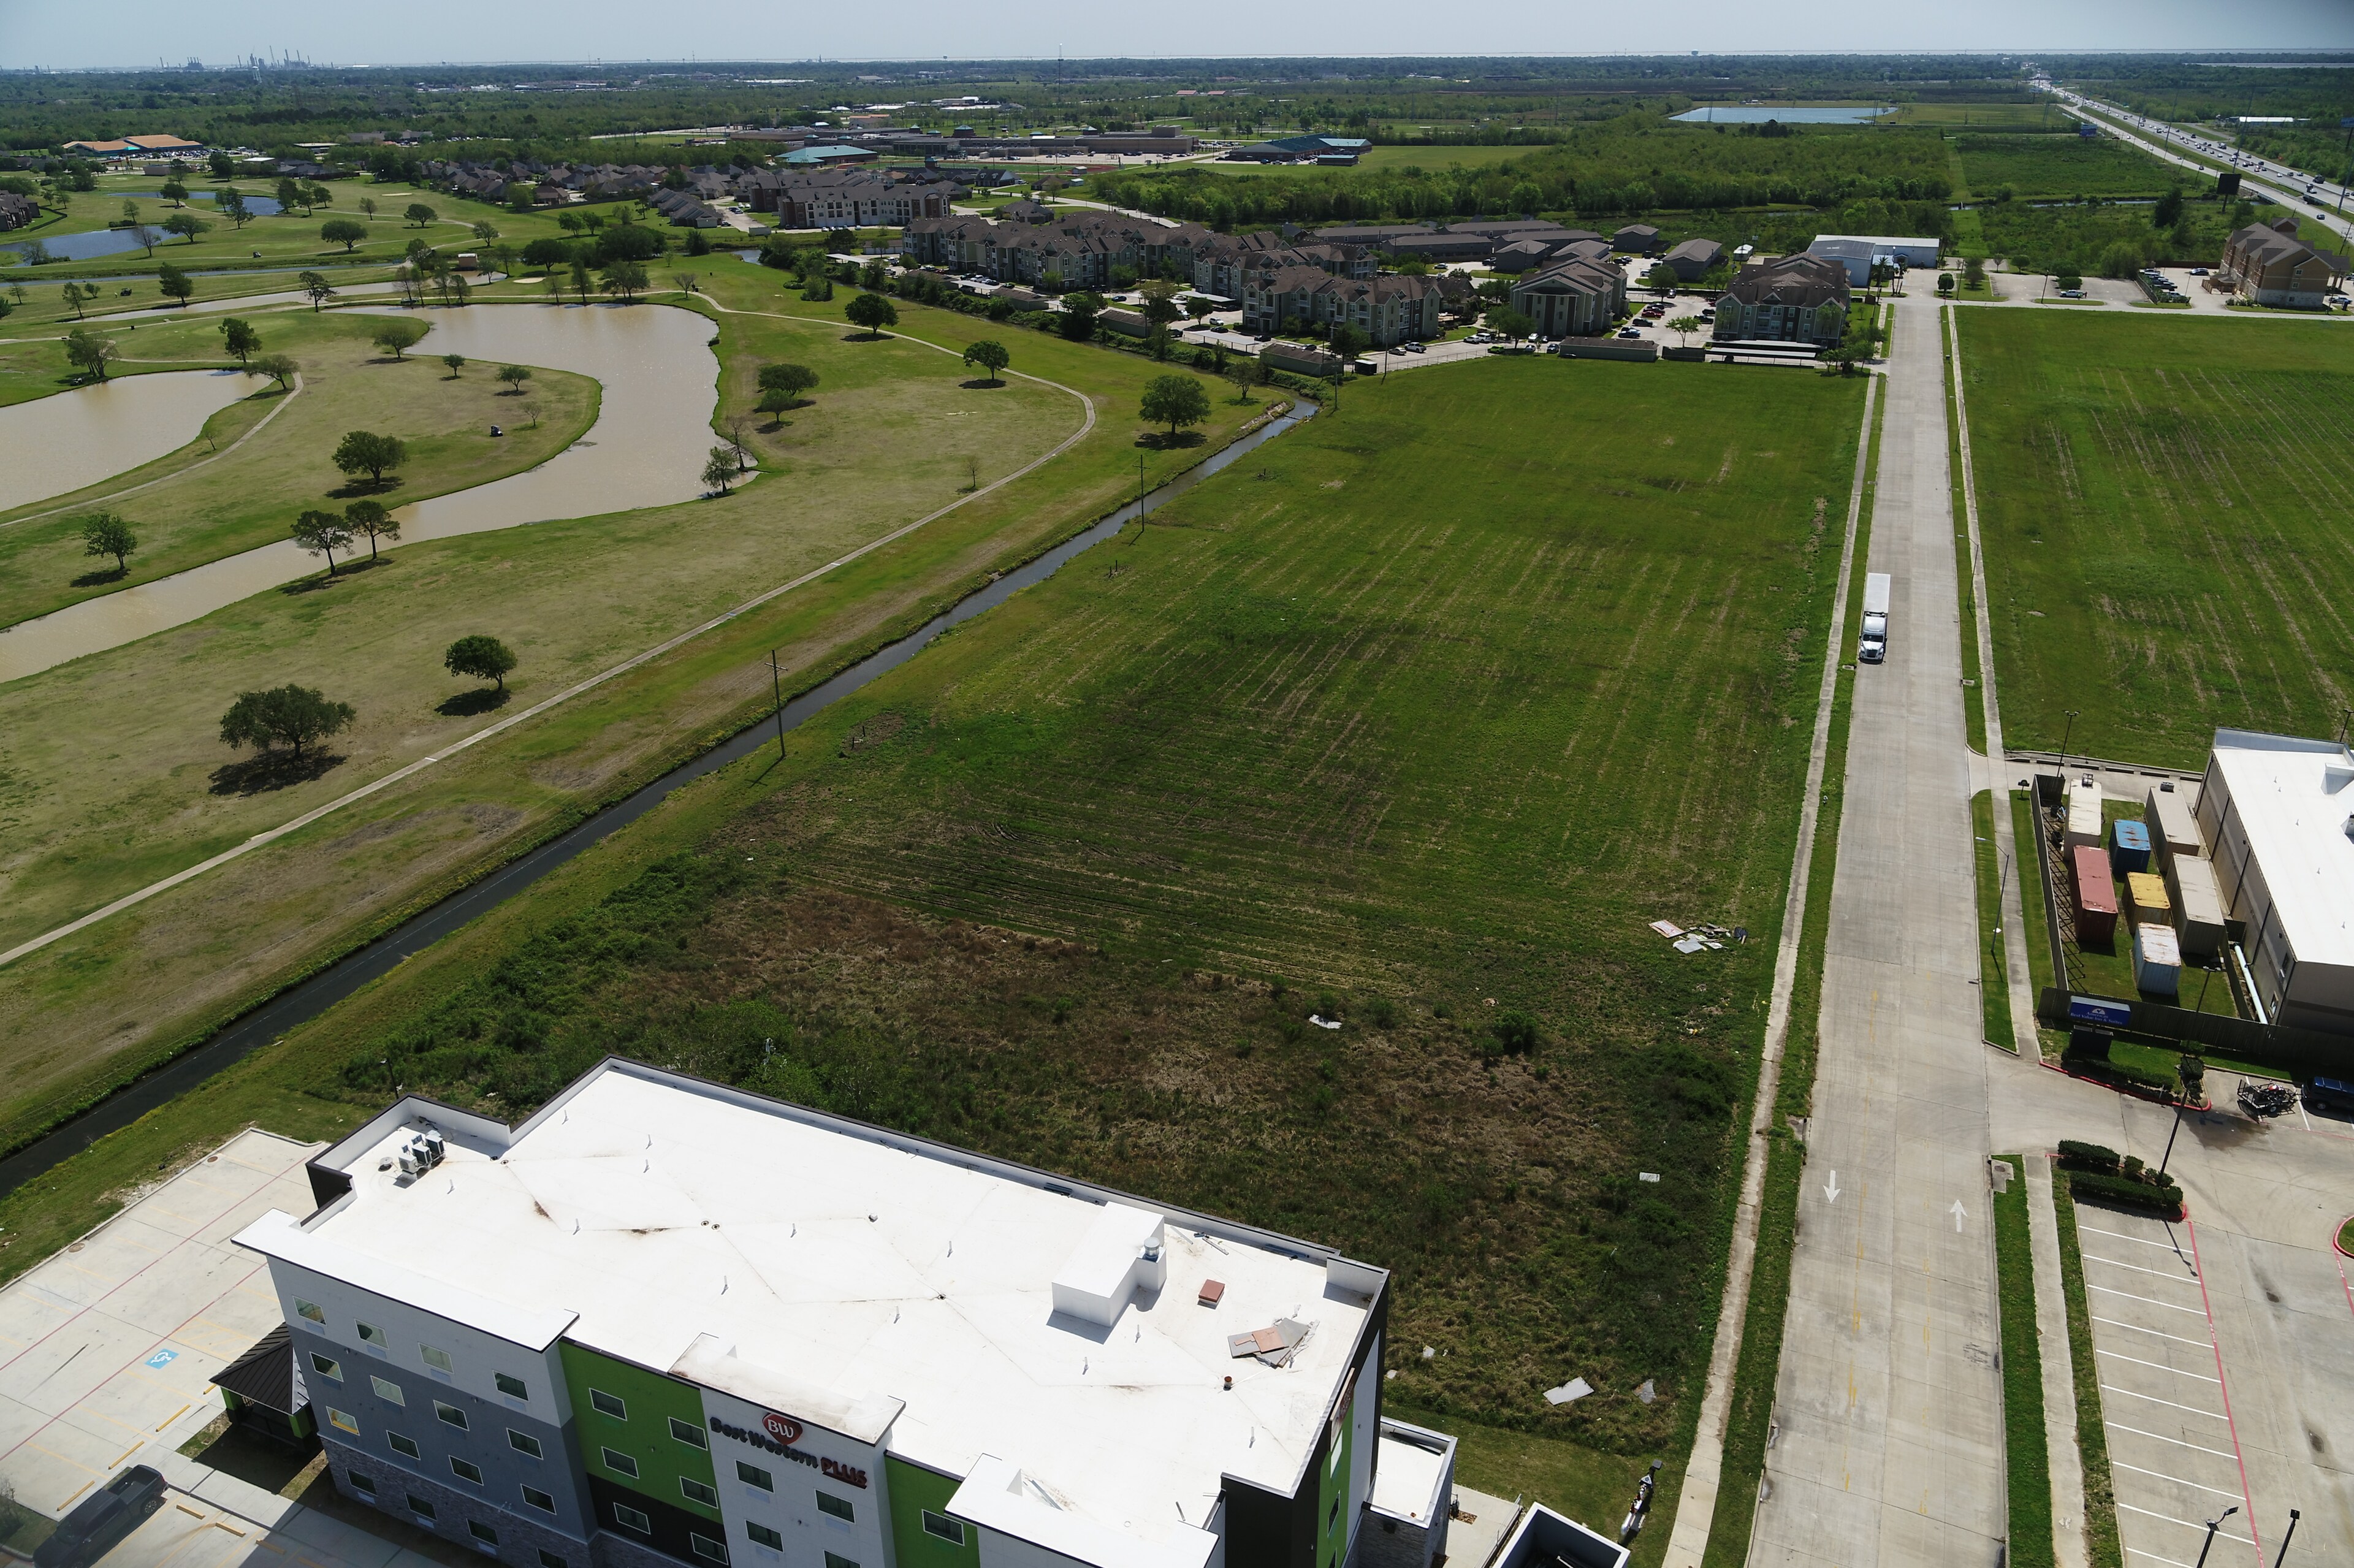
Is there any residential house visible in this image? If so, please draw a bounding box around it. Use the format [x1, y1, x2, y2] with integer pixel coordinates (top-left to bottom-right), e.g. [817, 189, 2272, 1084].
[1508, 257, 1627, 337]
[648, 188, 723, 228]
[1612, 224, 1661, 254]
[1661, 237, 1724, 281]
[1712, 254, 1851, 345]
[0, 191, 39, 230]
[2217, 217, 2348, 308]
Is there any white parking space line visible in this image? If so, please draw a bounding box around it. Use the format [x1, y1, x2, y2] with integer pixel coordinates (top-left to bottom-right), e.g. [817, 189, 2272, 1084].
[2115, 1503, 2256, 1545]
[2092, 1317, 2219, 1350]
[2088, 1284, 2211, 1315]
[2100, 1384, 2229, 1420]
[2083, 1254, 2203, 1283]
[2079, 1225, 2196, 1252]
[2106, 1421, 2241, 1461]
[2125, 1547, 2198, 1567]
[2109, 1461, 2244, 1498]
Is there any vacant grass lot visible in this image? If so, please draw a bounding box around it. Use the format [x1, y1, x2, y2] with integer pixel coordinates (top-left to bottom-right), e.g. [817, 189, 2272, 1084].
[276, 357, 1866, 1466]
[1954, 134, 2184, 199]
[0, 270, 1266, 1155]
[1960, 308, 2354, 766]
[0, 310, 598, 625]
[1892, 103, 2070, 131]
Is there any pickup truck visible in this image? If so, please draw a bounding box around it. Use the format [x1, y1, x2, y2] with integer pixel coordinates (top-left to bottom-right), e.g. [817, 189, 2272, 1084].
[1859, 572, 1891, 663]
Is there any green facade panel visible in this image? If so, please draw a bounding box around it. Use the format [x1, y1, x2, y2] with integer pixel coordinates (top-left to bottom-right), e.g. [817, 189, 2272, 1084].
[1314, 1382, 1355, 1568]
[558, 1340, 723, 1523]
[885, 1456, 978, 1568]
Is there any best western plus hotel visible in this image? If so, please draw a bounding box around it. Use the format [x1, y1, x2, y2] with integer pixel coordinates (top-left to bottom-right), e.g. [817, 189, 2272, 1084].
[232, 1061, 1394, 1568]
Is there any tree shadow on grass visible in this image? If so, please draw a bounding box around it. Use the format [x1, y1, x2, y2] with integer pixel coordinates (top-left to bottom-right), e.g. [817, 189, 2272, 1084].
[1134, 430, 1208, 450]
[436, 687, 512, 718]
[71, 566, 129, 588]
[209, 750, 347, 796]
[960, 378, 1006, 390]
[326, 477, 403, 500]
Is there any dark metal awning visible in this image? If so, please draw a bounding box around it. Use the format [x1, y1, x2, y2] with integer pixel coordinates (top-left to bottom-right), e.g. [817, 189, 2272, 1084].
[210, 1323, 308, 1415]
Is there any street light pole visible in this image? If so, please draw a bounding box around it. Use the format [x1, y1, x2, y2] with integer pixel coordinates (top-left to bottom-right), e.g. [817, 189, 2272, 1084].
[2195, 1506, 2238, 1568]
[2273, 1507, 2299, 1566]
[2057, 708, 2081, 790]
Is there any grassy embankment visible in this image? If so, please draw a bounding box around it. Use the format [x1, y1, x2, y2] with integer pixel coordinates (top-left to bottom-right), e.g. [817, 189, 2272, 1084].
[2009, 790, 2065, 1058]
[1, 358, 1865, 1554]
[1957, 308, 2354, 768]
[1943, 305, 1987, 752]
[1699, 375, 1883, 1568]
[1973, 794, 2017, 1052]
[0, 310, 598, 625]
[1991, 1156, 2054, 1568]
[2051, 1194, 2124, 1568]
[0, 267, 1262, 1154]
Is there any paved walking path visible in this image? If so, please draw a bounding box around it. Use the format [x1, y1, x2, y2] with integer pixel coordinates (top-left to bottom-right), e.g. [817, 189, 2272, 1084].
[2024, 1154, 2091, 1568]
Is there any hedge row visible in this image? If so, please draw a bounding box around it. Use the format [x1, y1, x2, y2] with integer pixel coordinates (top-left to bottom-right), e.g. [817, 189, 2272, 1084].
[2066, 1170, 2184, 1220]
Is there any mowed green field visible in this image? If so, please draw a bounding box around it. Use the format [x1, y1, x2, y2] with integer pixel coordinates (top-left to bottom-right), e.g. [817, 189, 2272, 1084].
[1953, 132, 2183, 199]
[305, 356, 1867, 1460]
[1961, 309, 2354, 766]
[1892, 102, 2069, 130]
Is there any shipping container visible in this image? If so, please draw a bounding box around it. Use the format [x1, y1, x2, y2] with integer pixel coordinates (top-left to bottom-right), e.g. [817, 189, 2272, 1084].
[2127, 871, 2171, 927]
[2144, 782, 2204, 864]
[2168, 854, 2228, 961]
[2109, 818, 2152, 873]
[2134, 924, 2182, 997]
[2071, 844, 2119, 943]
[2065, 778, 2105, 849]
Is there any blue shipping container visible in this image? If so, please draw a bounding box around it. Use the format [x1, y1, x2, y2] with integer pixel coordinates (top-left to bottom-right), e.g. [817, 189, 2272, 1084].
[2110, 818, 2152, 874]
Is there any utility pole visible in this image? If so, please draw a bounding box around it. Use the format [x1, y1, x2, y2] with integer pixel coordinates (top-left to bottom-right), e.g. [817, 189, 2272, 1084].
[769, 649, 787, 761]
[2057, 709, 2081, 788]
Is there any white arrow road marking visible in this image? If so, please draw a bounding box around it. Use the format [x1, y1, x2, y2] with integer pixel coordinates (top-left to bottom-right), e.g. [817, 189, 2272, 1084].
[1951, 1200, 1969, 1232]
[1824, 1171, 1841, 1203]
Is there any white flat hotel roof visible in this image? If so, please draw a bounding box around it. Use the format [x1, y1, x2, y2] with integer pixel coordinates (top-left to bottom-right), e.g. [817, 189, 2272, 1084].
[2211, 731, 2354, 970]
[245, 1063, 1380, 1565]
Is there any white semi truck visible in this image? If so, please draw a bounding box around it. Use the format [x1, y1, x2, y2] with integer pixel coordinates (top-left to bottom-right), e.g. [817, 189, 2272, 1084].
[1859, 573, 1891, 663]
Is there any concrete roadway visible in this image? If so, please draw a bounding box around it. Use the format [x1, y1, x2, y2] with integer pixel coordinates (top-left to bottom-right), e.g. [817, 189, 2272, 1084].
[1748, 291, 2009, 1568]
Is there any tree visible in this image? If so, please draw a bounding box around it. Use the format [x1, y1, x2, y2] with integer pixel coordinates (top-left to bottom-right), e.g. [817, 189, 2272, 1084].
[756, 361, 820, 409]
[471, 220, 501, 244]
[1328, 323, 1369, 363]
[443, 353, 468, 378]
[493, 363, 533, 394]
[601, 259, 649, 302]
[121, 197, 142, 226]
[1964, 256, 1987, 291]
[290, 509, 355, 574]
[569, 257, 593, 305]
[845, 291, 899, 337]
[1224, 356, 1260, 402]
[219, 685, 354, 761]
[1645, 262, 1680, 293]
[961, 340, 1010, 384]
[404, 202, 438, 227]
[308, 184, 332, 213]
[2153, 186, 2185, 229]
[443, 634, 517, 691]
[1140, 373, 1211, 438]
[208, 149, 233, 179]
[157, 262, 194, 307]
[1936, 272, 1956, 296]
[321, 218, 368, 253]
[161, 178, 188, 206]
[332, 430, 407, 487]
[276, 177, 302, 213]
[1666, 314, 1702, 346]
[1485, 307, 1536, 343]
[59, 282, 93, 320]
[162, 211, 210, 245]
[298, 270, 335, 311]
[344, 499, 399, 559]
[702, 445, 741, 495]
[370, 318, 428, 360]
[1058, 290, 1102, 341]
[1138, 280, 1183, 328]
[218, 317, 262, 367]
[253, 353, 299, 392]
[218, 188, 249, 227]
[63, 326, 116, 381]
[2055, 267, 2083, 292]
[132, 224, 161, 257]
[1187, 294, 1217, 326]
[78, 512, 137, 573]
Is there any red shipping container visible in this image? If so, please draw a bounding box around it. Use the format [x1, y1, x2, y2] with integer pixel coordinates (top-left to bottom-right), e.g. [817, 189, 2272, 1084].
[2071, 845, 2118, 944]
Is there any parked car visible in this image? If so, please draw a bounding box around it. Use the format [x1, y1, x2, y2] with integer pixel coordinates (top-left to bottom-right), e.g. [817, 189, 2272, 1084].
[1402, 341, 1426, 353]
[2306, 1076, 2354, 1115]
[1615, 329, 1642, 340]
[36, 1466, 166, 1568]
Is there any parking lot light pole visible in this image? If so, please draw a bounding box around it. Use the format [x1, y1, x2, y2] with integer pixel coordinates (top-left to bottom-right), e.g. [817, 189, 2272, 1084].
[2194, 1505, 2237, 1568]
[2057, 709, 2081, 789]
[2273, 1507, 2299, 1566]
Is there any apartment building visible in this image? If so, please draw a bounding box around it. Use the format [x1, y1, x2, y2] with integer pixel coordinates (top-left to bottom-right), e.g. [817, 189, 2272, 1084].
[1240, 266, 1445, 346]
[1710, 254, 1851, 346]
[2215, 217, 2348, 308]
[231, 1061, 1391, 1568]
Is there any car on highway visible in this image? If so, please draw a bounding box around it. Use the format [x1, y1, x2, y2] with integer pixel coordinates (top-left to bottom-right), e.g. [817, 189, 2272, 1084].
[35, 1466, 166, 1568]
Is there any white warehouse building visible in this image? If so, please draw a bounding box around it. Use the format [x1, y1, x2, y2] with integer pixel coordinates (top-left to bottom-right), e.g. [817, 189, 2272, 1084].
[1804, 234, 1942, 285]
[230, 1060, 1419, 1568]
[2195, 729, 2354, 1035]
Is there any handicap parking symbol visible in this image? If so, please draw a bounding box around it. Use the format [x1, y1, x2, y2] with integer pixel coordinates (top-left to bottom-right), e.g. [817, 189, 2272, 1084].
[143, 1348, 178, 1369]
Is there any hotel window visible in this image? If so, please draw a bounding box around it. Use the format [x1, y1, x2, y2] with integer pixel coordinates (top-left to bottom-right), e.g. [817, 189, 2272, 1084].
[295, 1298, 325, 1324]
[408, 1495, 436, 1521]
[736, 1462, 773, 1492]
[451, 1458, 484, 1485]
[589, 1388, 627, 1420]
[311, 1354, 343, 1382]
[825, 1554, 859, 1568]
[509, 1430, 543, 1460]
[522, 1486, 556, 1514]
[681, 1477, 719, 1508]
[495, 1372, 528, 1400]
[372, 1377, 405, 1406]
[614, 1504, 653, 1534]
[602, 1448, 639, 1480]
[389, 1432, 421, 1459]
[348, 1471, 376, 1497]
[670, 1417, 709, 1449]
[747, 1523, 783, 1551]
[435, 1402, 468, 1430]
[690, 1535, 729, 1566]
[422, 1345, 454, 1374]
[539, 1553, 568, 1568]
[357, 1322, 389, 1351]
[816, 1493, 853, 1523]
[327, 1408, 359, 1436]
[469, 1521, 500, 1547]
[921, 1513, 965, 1546]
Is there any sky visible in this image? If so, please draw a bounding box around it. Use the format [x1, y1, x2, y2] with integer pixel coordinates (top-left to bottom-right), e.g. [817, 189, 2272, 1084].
[2, 0, 2350, 70]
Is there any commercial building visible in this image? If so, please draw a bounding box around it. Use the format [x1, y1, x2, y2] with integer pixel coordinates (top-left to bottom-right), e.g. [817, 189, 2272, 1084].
[1659, 238, 1724, 282]
[230, 1060, 1392, 1568]
[2195, 729, 2354, 1033]
[1711, 254, 1851, 346]
[1802, 234, 1941, 286]
[62, 134, 208, 160]
[2214, 218, 2348, 308]
[1226, 136, 1371, 166]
